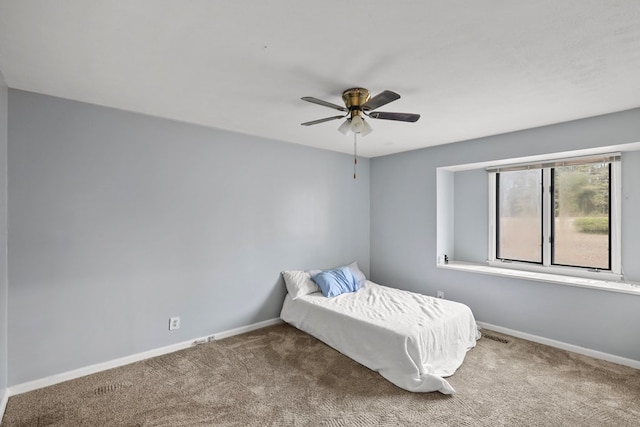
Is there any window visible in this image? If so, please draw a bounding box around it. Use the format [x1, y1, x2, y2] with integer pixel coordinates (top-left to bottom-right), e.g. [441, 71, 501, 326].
[488, 154, 621, 278]
[496, 169, 542, 263]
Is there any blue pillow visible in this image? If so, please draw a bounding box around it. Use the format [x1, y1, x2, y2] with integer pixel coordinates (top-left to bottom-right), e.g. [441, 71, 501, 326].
[311, 266, 360, 297]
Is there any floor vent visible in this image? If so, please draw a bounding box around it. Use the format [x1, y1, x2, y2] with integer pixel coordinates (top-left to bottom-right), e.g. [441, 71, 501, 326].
[93, 383, 129, 395]
[483, 334, 510, 344]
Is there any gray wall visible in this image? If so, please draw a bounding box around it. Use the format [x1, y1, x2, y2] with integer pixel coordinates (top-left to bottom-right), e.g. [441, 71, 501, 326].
[7, 90, 370, 385]
[0, 70, 8, 393]
[371, 109, 640, 362]
[453, 169, 488, 263]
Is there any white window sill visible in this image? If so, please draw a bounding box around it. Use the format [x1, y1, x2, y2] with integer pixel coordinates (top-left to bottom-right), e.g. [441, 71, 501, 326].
[437, 261, 640, 296]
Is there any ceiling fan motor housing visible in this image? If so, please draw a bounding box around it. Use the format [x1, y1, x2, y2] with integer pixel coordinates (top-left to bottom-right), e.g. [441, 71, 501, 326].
[342, 88, 370, 118]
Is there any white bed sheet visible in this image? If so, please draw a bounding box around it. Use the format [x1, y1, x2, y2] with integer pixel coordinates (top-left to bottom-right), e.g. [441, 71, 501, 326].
[280, 281, 480, 394]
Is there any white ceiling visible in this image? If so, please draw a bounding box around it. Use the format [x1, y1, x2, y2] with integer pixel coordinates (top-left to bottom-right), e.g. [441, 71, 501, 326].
[1, 1, 639, 158]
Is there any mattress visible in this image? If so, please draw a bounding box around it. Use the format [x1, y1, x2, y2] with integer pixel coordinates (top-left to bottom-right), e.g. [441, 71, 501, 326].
[280, 281, 480, 394]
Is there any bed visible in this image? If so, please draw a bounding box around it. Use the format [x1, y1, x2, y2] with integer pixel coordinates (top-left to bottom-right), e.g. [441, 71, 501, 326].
[280, 267, 480, 394]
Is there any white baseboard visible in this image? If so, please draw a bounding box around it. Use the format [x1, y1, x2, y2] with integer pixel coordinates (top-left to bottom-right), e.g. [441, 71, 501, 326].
[0, 388, 8, 423]
[477, 321, 640, 370]
[7, 318, 283, 398]
[212, 318, 282, 340]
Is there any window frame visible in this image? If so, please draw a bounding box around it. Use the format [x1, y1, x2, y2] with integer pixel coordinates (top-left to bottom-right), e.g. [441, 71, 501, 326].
[487, 154, 622, 281]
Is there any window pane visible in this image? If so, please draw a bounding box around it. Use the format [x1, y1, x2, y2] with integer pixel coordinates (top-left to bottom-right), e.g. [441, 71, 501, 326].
[497, 170, 542, 263]
[553, 164, 610, 269]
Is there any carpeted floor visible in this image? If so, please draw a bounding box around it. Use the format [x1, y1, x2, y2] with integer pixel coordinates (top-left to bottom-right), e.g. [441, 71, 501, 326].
[2, 323, 639, 426]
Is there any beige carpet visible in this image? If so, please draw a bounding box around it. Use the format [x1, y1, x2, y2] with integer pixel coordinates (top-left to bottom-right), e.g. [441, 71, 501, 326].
[3, 323, 639, 426]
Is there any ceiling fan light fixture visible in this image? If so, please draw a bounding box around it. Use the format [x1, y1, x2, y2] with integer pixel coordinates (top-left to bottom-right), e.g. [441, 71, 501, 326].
[338, 118, 352, 135]
[350, 115, 365, 133]
[360, 119, 373, 136]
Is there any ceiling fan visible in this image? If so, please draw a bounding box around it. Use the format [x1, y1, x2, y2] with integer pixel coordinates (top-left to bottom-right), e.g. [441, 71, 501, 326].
[301, 88, 420, 136]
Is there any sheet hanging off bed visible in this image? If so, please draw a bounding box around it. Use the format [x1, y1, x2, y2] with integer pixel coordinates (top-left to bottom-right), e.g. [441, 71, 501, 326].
[280, 281, 480, 394]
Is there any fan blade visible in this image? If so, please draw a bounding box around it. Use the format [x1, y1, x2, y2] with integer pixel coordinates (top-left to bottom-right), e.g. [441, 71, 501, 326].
[368, 111, 420, 122]
[362, 90, 401, 111]
[301, 97, 347, 112]
[301, 115, 346, 126]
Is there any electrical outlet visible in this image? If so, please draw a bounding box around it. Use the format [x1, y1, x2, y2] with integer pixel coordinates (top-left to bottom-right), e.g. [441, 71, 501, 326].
[436, 291, 445, 299]
[169, 316, 181, 330]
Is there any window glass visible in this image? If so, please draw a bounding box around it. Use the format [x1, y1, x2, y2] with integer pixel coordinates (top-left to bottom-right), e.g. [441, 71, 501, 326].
[552, 164, 610, 269]
[497, 169, 542, 263]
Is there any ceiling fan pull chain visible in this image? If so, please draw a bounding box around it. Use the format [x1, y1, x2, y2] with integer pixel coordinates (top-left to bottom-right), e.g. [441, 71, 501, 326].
[353, 132, 358, 179]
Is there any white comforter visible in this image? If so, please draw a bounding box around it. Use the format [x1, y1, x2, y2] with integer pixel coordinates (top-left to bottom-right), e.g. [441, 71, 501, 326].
[280, 281, 480, 394]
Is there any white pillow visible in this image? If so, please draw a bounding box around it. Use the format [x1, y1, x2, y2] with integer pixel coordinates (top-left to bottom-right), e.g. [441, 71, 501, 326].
[282, 270, 320, 299]
[345, 261, 367, 286]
